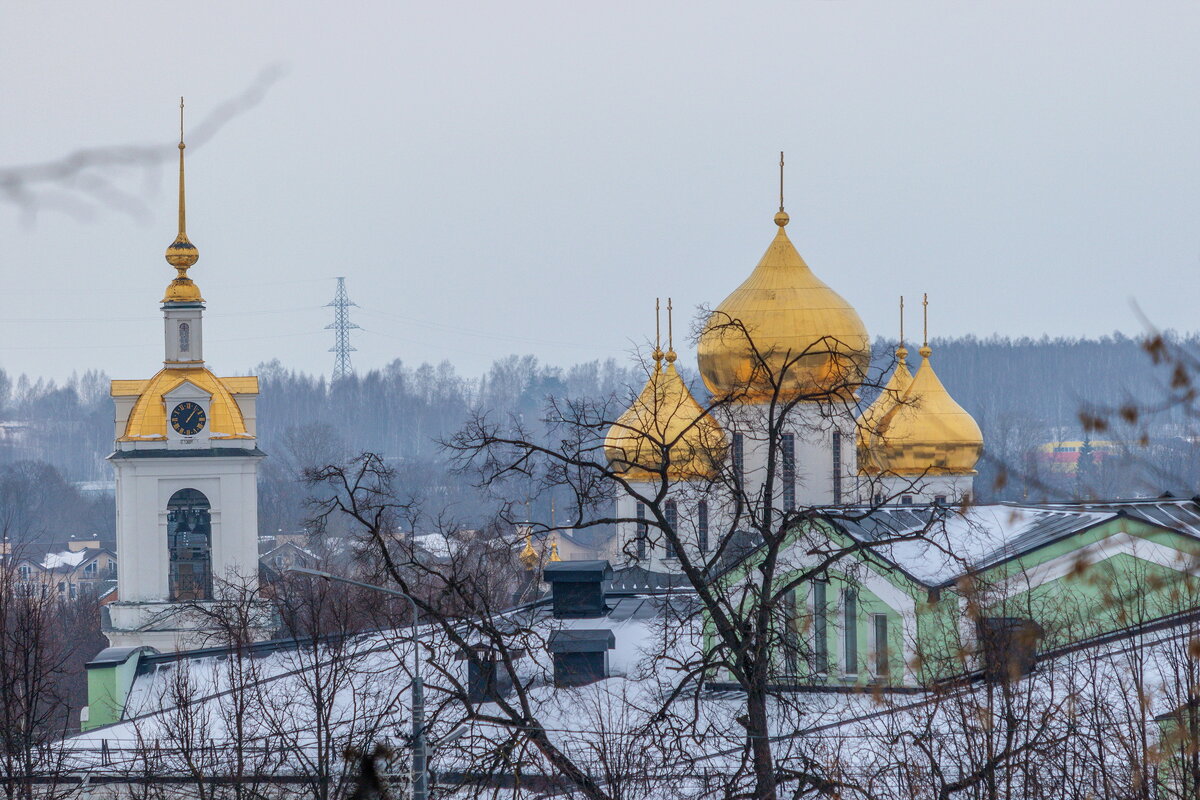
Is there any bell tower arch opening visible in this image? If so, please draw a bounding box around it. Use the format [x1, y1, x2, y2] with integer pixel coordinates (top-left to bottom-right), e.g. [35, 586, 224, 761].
[167, 488, 212, 601]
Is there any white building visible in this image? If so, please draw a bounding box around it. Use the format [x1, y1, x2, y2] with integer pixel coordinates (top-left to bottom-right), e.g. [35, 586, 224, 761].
[103, 112, 264, 652]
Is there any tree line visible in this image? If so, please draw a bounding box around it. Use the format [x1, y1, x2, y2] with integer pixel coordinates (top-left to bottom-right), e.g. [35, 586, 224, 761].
[0, 332, 1196, 544]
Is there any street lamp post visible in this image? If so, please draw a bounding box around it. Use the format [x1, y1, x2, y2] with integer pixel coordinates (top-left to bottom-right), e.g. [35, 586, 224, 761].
[287, 567, 428, 800]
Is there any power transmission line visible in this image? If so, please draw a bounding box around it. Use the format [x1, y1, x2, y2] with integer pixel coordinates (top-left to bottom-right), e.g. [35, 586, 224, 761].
[325, 277, 360, 381]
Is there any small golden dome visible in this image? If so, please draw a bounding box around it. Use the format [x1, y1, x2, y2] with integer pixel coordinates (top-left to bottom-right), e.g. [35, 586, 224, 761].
[604, 360, 725, 481]
[119, 367, 253, 441]
[870, 346, 982, 475]
[519, 531, 539, 569]
[856, 347, 913, 474]
[163, 232, 204, 303]
[697, 213, 870, 403]
[166, 232, 198, 269]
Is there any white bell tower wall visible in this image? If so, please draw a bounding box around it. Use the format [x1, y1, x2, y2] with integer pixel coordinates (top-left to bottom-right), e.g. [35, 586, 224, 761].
[163, 303, 203, 364]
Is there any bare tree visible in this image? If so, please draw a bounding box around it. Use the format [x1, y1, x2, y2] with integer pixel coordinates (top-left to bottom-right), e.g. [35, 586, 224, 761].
[0, 545, 90, 800]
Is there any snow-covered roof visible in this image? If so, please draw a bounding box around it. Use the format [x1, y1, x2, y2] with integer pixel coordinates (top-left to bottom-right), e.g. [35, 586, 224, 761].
[62, 582, 701, 762]
[831, 504, 1121, 586]
[41, 549, 88, 571]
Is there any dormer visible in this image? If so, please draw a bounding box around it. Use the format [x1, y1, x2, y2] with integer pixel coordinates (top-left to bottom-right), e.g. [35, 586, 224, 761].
[163, 380, 213, 450]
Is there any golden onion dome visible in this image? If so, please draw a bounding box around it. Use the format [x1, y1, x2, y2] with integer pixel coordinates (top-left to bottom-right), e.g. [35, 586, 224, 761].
[119, 367, 253, 441]
[697, 211, 870, 403]
[870, 345, 983, 475]
[856, 346, 913, 475]
[604, 356, 725, 481]
[163, 231, 204, 303]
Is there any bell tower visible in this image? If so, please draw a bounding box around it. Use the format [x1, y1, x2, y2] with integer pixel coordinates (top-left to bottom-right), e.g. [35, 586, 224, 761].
[104, 100, 266, 653]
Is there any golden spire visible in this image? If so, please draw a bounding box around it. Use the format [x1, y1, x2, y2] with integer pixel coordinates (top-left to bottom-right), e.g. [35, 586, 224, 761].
[177, 96, 186, 238]
[664, 297, 677, 364]
[519, 530, 538, 569]
[774, 151, 789, 228]
[898, 296, 908, 363]
[549, 534, 561, 562]
[163, 97, 203, 304]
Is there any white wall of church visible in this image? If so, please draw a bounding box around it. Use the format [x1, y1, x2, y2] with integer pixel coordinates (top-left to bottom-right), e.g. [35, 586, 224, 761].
[724, 402, 861, 510]
[609, 481, 732, 571]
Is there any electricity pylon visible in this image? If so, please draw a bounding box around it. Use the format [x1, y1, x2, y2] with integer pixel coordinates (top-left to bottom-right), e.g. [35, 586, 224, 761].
[326, 277, 360, 381]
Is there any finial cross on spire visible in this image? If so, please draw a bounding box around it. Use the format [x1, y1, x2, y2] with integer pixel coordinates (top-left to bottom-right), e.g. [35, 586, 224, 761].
[900, 295, 905, 348]
[922, 292, 929, 348]
[667, 297, 673, 350]
[779, 151, 785, 213]
[665, 297, 677, 363]
[652, 298, 663, 365]
[774, 152, 790, 227]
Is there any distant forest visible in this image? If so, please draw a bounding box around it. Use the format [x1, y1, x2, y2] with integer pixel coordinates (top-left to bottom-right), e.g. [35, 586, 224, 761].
[1, 332, 1197, 544]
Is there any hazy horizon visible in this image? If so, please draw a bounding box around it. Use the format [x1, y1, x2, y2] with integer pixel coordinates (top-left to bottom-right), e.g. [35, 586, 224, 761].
[3, 2, 1198, 383]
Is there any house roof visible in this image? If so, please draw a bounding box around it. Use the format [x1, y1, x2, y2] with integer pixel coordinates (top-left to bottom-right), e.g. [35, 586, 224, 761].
[824, 502, 1194, 587]
[1035, 497, 1200, 537]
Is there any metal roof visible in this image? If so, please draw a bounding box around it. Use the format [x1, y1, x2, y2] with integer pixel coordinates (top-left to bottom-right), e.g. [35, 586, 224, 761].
[828, 504, 1124, 586]
[1035, 498, 1200, 538]
[546, 629, 617, 653]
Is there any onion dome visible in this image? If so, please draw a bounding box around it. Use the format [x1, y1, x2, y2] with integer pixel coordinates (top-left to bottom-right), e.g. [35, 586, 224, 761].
[163, 100, 203, 304]
[856, 345, 913, 474]
[697, 209, 870, 403]
[164, 230, 202, 303]
[519, 531, 539, 569]
[870, 344, 983, 475]
[118, 368, 254, 441]
[604, 352, 726, 482]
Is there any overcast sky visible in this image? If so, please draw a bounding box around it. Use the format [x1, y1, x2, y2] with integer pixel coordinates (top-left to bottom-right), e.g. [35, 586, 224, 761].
[2, 2, 1198, 383]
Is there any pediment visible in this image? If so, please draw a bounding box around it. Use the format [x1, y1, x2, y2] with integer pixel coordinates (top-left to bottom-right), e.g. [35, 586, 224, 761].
[163, 380, 213, 403]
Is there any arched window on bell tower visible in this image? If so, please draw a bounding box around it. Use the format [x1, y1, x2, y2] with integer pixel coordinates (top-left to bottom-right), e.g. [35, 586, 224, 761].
[167, 488, 212, 601]
[179, 322, 191, 354]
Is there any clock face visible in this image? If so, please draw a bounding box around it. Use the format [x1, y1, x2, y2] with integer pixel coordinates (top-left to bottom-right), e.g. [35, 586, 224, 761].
[170, 401, 207, 436]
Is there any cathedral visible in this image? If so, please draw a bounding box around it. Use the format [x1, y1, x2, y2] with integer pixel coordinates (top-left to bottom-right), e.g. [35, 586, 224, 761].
[603, 179, 984, 572]
[103, 105, 264, 652]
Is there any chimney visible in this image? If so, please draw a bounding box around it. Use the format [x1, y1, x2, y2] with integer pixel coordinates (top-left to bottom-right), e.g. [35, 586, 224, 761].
[978, 617, 1043, 682]
[547, 629, 616, 687]
[457, 644, 516, 703]
[542, 560, 613, 619]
